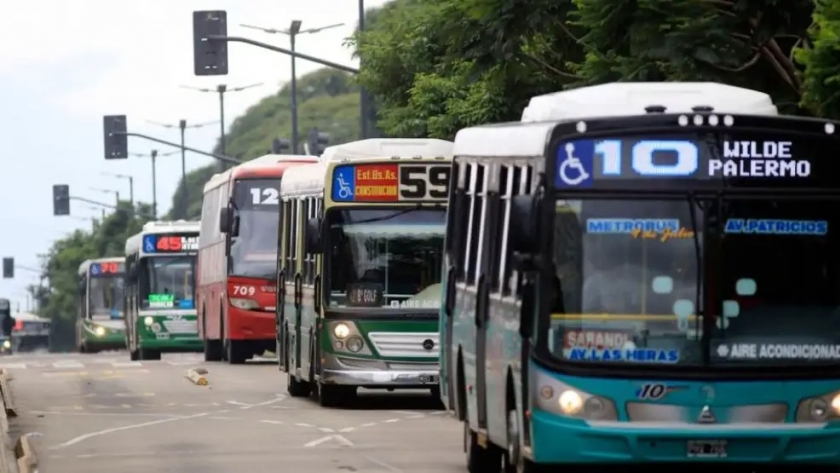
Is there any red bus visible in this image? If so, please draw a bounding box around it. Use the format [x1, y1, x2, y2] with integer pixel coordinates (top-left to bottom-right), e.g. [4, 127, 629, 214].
[197, 154, 319, 363]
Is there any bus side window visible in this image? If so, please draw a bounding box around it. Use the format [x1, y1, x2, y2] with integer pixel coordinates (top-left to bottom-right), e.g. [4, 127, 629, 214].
[513, 165, 533, 297]
[464, 164, 486, 285]
[290, 199, 300, 275]
[302, 198, 313, 285]
[283, 199, 293, 275]
[495, 165, 517, 295]
[453, 160, 471, 282]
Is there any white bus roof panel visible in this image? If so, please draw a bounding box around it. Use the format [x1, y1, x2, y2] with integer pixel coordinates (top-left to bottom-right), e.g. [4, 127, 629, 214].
[126, 220, 200, 255]
[280, 162, 327, 197]
[321, 139, 454, 162]
[521, 82, 777, 122]
[202, 154, 319, 194]
[78, 256, 125, 276]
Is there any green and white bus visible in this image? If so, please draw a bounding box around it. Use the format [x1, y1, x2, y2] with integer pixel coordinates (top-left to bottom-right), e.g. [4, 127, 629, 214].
[77, 257, 126, 353]
[124, 220, 201, 360]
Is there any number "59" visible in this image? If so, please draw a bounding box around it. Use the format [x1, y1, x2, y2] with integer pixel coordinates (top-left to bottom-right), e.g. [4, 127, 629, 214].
[399, 165, 451, 199]
[233, 285, 255, 296]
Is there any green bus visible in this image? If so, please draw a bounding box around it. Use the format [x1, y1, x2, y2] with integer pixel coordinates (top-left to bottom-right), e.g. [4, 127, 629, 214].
[124, 220, 201, 360]
[76, 257, 126, 353]
[277, 138, 453, 407]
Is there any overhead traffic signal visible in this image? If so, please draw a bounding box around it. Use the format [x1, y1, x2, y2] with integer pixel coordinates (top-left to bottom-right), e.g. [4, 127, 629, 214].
[2, 258, 13, 279]
[193, 10, 229, 76]
[272, 138, 290, 154]
[307, 128, 330, 156]
[53, 184, 70, 216]
[103, 115, 128, 159]
[0, 298, 12, 337]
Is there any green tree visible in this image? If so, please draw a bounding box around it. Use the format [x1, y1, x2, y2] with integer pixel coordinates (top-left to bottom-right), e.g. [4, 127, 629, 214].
[797, 0, 840, 118]
[31, 201, 154, 323]
[166, 68, 362, 220]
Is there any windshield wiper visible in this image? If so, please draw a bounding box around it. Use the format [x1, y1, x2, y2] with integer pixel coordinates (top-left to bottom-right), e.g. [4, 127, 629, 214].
[686, 192, 704, 340]
[346, 206, 426, 225]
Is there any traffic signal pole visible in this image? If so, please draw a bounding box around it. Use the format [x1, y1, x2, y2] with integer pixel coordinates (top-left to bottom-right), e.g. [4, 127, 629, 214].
[115, 131, 240, 164]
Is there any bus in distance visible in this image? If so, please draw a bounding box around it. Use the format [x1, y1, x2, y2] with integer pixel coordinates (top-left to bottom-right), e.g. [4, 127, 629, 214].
[197, 154, 319, 364]
[77, 257, 126, 353]
[442, 82, 840, 471]
[124, 220, 201, 360]
[278, 138, 453, 407]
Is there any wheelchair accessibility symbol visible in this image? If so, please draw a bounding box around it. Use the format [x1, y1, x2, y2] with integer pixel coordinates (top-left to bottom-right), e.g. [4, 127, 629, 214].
[557, 142, 593, 187]
[332, 167, 356, 201]
[337, 174, 354, 199]
[143, 235, 156, 253]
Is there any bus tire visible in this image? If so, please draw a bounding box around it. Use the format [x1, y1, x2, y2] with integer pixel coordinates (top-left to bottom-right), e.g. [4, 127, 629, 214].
[287, 372, 311, 397]
[140, 348, 161, 361]
[226, 340, 247, 364]
[202, 308, 223, 362]
[465, 420, 502, 473]
[318, 384, 354, 408]
[130, 349, 139, 361]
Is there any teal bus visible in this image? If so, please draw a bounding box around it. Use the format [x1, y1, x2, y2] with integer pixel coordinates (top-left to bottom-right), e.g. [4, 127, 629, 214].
[124, 220, 202, 360]
[441, 82, 840, 470]
[77, 257, 126, 353]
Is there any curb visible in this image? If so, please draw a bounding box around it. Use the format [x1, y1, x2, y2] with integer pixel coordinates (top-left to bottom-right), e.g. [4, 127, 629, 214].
[15, 435, 37, 473]
[0, 371, 15, 418]
[185, 368, 209, 386]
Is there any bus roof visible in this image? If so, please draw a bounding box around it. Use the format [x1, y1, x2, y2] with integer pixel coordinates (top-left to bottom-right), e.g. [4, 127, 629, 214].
[202, 154, 319, 194]
[279, 161, 328, 197]
[454, 82, 779, 157]
[125, 220, 200, 255]
[321, 138, 454, 162]
[521, 82, 778, 122]
[78, 256, 124, 275]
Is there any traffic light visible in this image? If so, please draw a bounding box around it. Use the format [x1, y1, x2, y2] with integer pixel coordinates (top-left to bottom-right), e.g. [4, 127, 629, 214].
[2, 258, 13, 279]
[103, 115, 128, 159]
[272, 138, 290, 154]
[0, 299, 12, 337]
[307, 128, 330, 156]
[53, 184, 70, 216]
[193, 10, 229, 76]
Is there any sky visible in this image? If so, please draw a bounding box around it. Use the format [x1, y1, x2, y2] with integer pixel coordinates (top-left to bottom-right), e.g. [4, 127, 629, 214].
[0, 0, 389, 312]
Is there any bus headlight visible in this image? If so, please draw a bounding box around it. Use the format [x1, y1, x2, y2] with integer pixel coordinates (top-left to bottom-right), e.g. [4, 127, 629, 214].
[346, 336, 364, 353]
[796, 392, 840, 422]
[144, 317, 153, 326]
[532, 369, 617, 421]
[333, 323, 351, 339]
[95, 326, 106, 336]
[2, 340, 10, 349]
[230, 298, 260, 310]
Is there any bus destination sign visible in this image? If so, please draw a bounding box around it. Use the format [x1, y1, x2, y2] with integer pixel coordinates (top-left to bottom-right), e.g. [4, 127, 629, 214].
[142, 233, 199, 253]
[90, 262, 125, 276]
[331, 163, 451, 202]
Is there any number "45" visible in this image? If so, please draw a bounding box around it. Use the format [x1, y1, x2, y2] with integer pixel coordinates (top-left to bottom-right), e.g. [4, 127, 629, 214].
[233, 285, 255, 296]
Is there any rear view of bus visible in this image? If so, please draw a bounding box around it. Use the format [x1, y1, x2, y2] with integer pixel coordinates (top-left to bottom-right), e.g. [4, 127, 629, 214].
[449, 82, 840, 470]
[76, 257, 126, 353]
[198, 154, 319, 364]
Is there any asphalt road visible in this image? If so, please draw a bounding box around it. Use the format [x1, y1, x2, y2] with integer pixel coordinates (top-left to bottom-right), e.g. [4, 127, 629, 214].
[4, 351, 464, 473]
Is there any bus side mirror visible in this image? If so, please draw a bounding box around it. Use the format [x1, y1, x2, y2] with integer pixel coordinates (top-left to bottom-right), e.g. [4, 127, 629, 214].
[230, 214, 240, 238]
[128, 265, 139, 282]
[510, 195, 540, 254]
[218, 207, 229, 234]
[78, 280, 86, 295]
[305, 218, 322, 254]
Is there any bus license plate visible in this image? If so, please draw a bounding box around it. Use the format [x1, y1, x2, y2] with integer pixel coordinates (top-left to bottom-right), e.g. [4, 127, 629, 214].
[419, 374, 438, 384]
[687, 440, 727, 458]
[156, 333, 170, 340]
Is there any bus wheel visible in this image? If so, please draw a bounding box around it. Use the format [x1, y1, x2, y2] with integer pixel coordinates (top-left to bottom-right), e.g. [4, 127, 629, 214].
[505, 409, 538, 473]
[78, 343, 86, 354]
[318, 384, 355, 408]
[465, 420, 502, 473]
[140, 348, 161, 361]
[226, 340, 247, 364]
[286, 373, 311, 397]
[204, 339, 223, 362]
[129, 349, 139, 361]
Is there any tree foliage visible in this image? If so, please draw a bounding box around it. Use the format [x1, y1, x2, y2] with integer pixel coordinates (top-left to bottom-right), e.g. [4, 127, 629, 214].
[30, 202, 154, 322]
[355, 0, 840, 139]
[166, 68, 362, 219]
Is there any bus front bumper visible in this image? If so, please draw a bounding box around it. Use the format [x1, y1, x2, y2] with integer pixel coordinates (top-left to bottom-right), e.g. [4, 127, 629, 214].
[321, 356, 439, 388]
[530, 409, 840, 465]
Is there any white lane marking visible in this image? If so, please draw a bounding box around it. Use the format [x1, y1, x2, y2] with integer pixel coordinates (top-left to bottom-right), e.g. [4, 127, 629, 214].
[237, 395, 286, 410]
[318, 427, 334, 433]
[384, 418, 400, 423]
[52, 361, 84, 369]
[364, 455, 404, 472]
[208, 416, 241, 420]
[304, 434, 354, 448]
[261, 420, 284, 425]
[50, 412, 208, 450]
[111, 361, 143, 368]
[295, 423, 313, 428]
[360, 422, 377, 428]
[389, 410, 421, 416]
[226, 401, 249, 406]
[114, 392, 155, 397]
[406, 414, 425, 419]
[339, 427, 355, 433]
[0, 363, 26, 369]
[30, 411, 181, 418]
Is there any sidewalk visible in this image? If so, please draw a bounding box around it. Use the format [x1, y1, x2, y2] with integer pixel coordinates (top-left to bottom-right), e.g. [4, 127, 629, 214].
[0, 369, 34, 473]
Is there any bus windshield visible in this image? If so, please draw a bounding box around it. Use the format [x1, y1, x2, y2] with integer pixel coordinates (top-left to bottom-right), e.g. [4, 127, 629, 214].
[230, 178, 280, 280]
[140, 256, 196, 310]
[549, 199, 704, 366]
[326, 208, 445, 310]
[89, 275, 125, 319]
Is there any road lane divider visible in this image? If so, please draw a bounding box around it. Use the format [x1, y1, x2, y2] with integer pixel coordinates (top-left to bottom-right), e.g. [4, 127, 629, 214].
[185, 367, 209, 386]
[0, 369, 19, 472]
[15, 433, 38, 473]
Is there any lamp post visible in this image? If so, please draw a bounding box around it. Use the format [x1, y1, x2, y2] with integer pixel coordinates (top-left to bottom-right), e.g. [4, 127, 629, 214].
[240, 21, 344, 153]
[130, 150, 178, 219]
[147, 119, 218, 218]
[100, 172, 134, 207]
[180, 83, 262, 170]
[89, 187, 120, 207]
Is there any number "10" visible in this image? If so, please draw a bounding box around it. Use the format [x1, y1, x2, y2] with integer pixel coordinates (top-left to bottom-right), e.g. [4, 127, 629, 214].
[595, 140, 700, 177]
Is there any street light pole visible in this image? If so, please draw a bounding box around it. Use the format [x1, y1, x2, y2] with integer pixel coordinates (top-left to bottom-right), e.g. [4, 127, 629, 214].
[359, 0, 369, 139]
[129, 149, 178, 219]
[101, 172, 135, 207]
[180, 83, 262, 170]
[241, 21, 344, 154]
[90, 187, 120, 207]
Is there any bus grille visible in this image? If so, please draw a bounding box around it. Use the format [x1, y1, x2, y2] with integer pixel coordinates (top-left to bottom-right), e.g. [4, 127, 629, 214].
[163, 320, 197, 334]
[367, 332, 439, 358]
